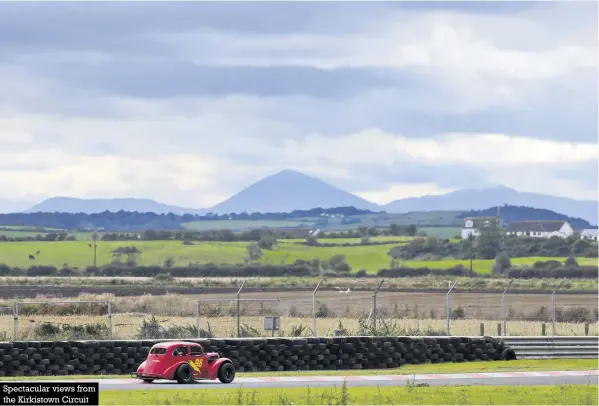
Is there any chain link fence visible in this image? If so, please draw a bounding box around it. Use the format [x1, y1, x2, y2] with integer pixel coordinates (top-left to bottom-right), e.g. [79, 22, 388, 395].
[0, 280, 596, 340]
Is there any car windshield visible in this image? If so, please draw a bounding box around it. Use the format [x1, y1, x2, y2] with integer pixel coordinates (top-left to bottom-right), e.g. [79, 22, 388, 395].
[150, 347, 167, 355]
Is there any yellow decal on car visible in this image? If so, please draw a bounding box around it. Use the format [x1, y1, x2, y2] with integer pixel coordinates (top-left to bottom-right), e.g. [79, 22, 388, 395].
[189, 358, 204, 372]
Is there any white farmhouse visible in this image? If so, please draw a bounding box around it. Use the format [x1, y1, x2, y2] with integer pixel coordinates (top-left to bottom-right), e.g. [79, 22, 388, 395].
[581, 229, 598, 241]
[506, 220, 574, 238]
[461, 217, 499, 239]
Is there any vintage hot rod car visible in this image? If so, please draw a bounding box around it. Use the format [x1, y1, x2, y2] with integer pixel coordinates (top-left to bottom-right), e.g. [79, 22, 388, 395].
[134, 341, 236, 384]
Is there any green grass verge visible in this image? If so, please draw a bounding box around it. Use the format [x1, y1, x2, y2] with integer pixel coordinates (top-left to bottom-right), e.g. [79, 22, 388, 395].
[1, 360, 595, 381]
[100, 385, 598, 405]
[0, 240, 595, 274]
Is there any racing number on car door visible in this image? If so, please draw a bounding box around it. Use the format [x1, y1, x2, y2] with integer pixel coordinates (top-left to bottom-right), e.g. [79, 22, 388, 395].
[189, 358, 204, 372]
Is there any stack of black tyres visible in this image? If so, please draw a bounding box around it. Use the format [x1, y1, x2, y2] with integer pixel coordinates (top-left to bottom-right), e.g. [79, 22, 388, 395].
[0, 336, 515, 377]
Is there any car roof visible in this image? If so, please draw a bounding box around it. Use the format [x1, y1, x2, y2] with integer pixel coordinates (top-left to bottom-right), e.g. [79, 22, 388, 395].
[151, 341, 203, 349]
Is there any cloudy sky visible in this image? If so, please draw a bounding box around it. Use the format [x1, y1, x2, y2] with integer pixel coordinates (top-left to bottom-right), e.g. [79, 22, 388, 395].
[0, 1, 597, 212]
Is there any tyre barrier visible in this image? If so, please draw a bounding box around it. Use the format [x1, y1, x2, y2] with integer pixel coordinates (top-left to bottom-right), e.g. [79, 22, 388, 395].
[0, 336, 514, 377]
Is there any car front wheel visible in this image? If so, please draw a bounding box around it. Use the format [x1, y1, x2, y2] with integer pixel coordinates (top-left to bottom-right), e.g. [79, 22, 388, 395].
[175, 364, 194, 384]
[218, 363, 235, 384]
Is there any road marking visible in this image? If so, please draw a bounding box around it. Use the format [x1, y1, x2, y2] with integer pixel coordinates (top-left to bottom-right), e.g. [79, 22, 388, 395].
[10, 370, 597, 386]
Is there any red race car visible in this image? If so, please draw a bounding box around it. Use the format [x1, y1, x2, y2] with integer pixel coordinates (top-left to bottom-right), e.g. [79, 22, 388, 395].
[134, 341, 236, 384]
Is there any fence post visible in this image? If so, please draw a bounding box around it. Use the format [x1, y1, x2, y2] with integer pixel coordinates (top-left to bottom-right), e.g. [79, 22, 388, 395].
[551, 280, 565, 336]
[585, 323, 589, 336]
[312, 279, 323, 337]
[479, 323, 484, 336]
[13, 302, 19, 341]
[497, 323, 501, 336]
[445, 281, 458, 335]
[196, 301, 201, 338]
[372, 280, 385, 332]
[542, 323, 546, 336]
[501, 279, 514, 336]
[236, 279, 247, 338]
[107, 301, 112, 340]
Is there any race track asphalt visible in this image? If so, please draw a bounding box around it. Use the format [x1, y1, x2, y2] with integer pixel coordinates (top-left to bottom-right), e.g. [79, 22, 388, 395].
[9, 370, 599, 391]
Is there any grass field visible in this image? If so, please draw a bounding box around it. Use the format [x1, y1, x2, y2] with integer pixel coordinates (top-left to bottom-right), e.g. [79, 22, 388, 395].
[99, 384, 598, 405]
[0, 240, 595, 273]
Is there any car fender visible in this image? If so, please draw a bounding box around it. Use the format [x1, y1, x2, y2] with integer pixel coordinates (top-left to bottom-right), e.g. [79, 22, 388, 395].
[162, 360, 192, 380]
[136, 361, 147, 374]
[208, 358, 234, 380]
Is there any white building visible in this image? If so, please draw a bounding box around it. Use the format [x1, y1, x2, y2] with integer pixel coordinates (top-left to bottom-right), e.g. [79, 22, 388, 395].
[461, 217, 499, 239]
[581, 229, 598, 241]
[506, 220, 574, 238]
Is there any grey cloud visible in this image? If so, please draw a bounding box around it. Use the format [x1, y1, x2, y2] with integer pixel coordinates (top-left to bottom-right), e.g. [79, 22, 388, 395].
[556, 161, 599, 190]
[29, 63, 407, 99]
[324, 163, 490, 194]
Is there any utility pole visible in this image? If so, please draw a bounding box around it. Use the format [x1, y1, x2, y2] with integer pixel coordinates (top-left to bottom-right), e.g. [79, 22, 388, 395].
[92, 232, 99, 268]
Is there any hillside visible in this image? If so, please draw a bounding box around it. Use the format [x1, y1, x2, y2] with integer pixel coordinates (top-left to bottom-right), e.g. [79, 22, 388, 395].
[25, 197, 206, 216]
[384, 186, 598, 226]
[17, 171, 598, 226]
[460, 205, 594, 230]
[208, 169, 383, 214]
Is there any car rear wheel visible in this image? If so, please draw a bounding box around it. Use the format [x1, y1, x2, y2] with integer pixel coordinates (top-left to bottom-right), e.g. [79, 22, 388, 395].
[218, 362, 235, 384]
[175, 364, 194, 384]
[143, 379, 154, 383]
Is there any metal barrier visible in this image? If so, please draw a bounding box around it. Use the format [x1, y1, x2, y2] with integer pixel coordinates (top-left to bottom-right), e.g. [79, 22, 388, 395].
[498, 336, 599, 359]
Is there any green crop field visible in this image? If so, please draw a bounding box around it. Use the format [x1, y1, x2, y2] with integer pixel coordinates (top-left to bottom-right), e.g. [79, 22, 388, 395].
[0, 239, 595, 273]
[182, 219, 314, 231]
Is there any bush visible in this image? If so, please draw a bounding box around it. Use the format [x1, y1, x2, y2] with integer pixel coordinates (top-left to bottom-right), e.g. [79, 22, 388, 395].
[565, 256, 579, 267]
[492, 252, 511, 275]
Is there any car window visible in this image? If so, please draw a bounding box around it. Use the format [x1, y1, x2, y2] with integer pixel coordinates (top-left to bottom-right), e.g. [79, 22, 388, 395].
[173, 346, 188, 356]
[150, 347, 166, 355]
[189, 346, 203, 356]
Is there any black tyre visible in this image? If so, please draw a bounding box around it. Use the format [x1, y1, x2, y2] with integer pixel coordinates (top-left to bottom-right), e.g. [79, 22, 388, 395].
[218, 362, 235, 384]
[175, 364, 194, 384]
[142, 379, 154, 383]
[500, 348, 517, 361]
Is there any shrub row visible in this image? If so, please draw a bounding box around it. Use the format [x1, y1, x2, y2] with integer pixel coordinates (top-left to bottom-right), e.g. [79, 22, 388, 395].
[0, 263, 596, 279]
[0, 336, 515, 377]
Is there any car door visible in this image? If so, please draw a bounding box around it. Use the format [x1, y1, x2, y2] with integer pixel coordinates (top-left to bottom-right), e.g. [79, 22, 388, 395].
[188, 344, 209, 378]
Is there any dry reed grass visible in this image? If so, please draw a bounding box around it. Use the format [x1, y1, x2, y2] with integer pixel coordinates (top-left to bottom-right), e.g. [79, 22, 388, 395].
[2, 291, 596, 321]
[1, 314, 595, 340]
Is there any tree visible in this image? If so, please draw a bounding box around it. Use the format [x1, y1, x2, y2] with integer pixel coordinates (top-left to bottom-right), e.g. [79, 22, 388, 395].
[257, 235, 276, 250]
[406, 224, 418, 236]
[476, 228, 502, 259]
[565, 256, 579, 267]
[324, 254, 351, 272]
[247, 243, 263, 262]
[492, 252, 511, 275]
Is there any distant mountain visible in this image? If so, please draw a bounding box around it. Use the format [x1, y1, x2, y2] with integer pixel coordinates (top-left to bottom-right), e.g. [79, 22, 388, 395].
[25, 197, 206, 216]
[384, 186, 598, 226]
[460, 205, 594, 230]
[208, 169, 383, 214]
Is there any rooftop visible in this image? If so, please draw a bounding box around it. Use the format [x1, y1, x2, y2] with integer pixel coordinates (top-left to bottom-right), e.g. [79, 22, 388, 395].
[506, 220, 567, 233]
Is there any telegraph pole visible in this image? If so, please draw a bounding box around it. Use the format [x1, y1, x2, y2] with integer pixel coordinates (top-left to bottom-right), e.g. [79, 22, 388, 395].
[92, 232, 99, 268]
